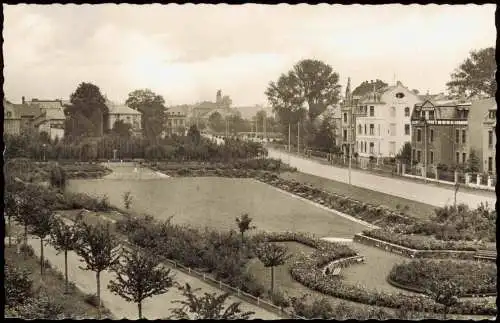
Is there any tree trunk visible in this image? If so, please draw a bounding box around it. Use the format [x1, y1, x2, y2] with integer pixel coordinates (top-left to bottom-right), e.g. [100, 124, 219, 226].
[241, 232, 244, 244]
[24, 224, 28, 245]
[271, 266, 275, 294]
[138, 301, 142, 319]
[96, 271, 102, 319]
[64, 250, 69, 294]
[40, 238, 45, 276]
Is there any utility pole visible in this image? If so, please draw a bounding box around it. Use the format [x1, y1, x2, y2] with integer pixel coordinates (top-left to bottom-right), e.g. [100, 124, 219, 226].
[288, 123, 291, 152]
[297, 122, 300, 154]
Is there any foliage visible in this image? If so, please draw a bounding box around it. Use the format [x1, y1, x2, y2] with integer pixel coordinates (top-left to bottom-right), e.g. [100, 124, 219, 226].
[265, 59, 341, 144]
[446, 46, 496, 98]
[50, 219, 80, 292]
[424, 274, 462, 319]
[352, 79, 388, 97]
[389, 259, 496, 296]
[122, 191, 133, 209]
[29, 207, 55, 275]
[169, 283, 255, 320]
[108, 249, 174, 319]
[49, 164, 67, 191]
[5, 264, 34, 308]
[74, 222, 121, 318]
[187, 124, 201, 144]
[111, 119, 132, 138]
[235, 213, 256, 242]
[126, 89, 167, 142]
[310, 111, 339, 152]
[466, 149, 481, 173]
[65, 82, 108, 139]
[208, 111, 225, 133]
[255, 242, 291, 293]
[396, 142, 412, 164]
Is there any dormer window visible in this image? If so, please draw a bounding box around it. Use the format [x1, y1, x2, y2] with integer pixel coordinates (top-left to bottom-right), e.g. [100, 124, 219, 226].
[395, 92, 405, 99]
[415, 110, 421, 119]
[428, 111, 435, 120]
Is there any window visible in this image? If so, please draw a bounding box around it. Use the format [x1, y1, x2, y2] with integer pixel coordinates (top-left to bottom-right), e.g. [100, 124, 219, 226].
[389, 142, 396, 155]
[343, 129, 348, 141]
[463, 110, 469, 119]
[364, 124, 367, 134]
[6, 111, 12, 117]
[358, 124, 362, 134]
[488, 157, 493, 172]
[390, 107, 396, 117]
[404, 107, 410, 117]
[389, 123, 396, 136]
[456, 152, 460, 164]
[430, 129, 434, 142]
[415, 110, 421, 119]
[488, 131, 493, 146]
[462, 152, 466, 164]
[428, 111, 435, 120]
[455, 129, 460, 144]
[417, 129, 422, 142]
[396, 92, 405, 99]
[430, 151, 434, 164]
[405, 124, 410, 135]
[370, 106, 374, 117]
[369, 142, 374, 154]
[343, 113, 348, 123]
[412, 149, 416, 160]
[369, 124, 374, 135]
[417, 150, 421, 163]
[462, 130, 466, 144]
[364, 142, 367, 152]
[357, 141, 359, 151]
[489, 110, 496, 119]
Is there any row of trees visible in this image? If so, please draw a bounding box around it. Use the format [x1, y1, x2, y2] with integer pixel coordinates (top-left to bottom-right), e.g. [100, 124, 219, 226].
[264, 46, 495, 153]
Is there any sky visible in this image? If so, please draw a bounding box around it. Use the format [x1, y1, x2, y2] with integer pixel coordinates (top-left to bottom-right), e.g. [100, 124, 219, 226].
[3, 4, 496, 107]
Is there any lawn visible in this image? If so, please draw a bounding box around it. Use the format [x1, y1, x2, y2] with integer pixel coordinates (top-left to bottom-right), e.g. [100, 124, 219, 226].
[280, 171, 437, 220]
[67, 177, 369, 238]
[5, 243, 113, 319]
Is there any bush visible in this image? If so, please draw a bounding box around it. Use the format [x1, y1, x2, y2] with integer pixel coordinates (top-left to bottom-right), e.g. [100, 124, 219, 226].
[83, 293, 100, 307]
[389, 259, 496, 296]
[20, 244, 35, 257]
[268, 290, 290, 308]
[5, 264, 34, 308]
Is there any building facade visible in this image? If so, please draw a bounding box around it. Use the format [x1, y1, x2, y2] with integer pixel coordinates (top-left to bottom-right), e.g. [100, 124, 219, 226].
[340, 77, 362, 156]
[355, 81, 421, 162]
[3, 100, 21, 135]
[107, 102, 142, 136]
[479, 98, 496, 174]
[166, 105, 188, 135]
[411, 98, 471, 170]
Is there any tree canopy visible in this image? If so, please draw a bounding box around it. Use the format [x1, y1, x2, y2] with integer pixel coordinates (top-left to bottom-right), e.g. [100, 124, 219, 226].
[126, 89, 167, 142]
[111, 119, 133, 138]
[208, 112, 225, 133]
[65, 82, 108, 139]
[446, 47, 496, 98]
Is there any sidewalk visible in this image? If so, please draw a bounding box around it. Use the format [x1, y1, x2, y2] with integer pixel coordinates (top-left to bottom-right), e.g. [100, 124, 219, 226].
[27, 238, 281, 320]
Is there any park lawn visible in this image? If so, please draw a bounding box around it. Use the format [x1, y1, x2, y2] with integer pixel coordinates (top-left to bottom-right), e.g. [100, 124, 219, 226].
[67, 177, 369, 238]
[5, 244, 113, 319]
[279, 171, 437, 220]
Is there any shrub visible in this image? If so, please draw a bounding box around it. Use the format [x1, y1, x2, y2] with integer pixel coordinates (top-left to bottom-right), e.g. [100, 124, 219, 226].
[268, 290, 290, 308]
[84, 293, 100, 307]
[5, 264, 34, 308]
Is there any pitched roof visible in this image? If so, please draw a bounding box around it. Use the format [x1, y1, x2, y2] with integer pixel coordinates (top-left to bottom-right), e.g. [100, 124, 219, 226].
[16, 104, 43, 118]
[27, 99, 63, 110]
[167, 105, 189, 116]
[3, 100, 21, 119]
[108, 104, 142, 115]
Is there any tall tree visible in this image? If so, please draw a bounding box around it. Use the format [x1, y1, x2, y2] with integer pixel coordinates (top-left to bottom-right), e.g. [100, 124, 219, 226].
[446, 47, 496, 98]
[111, 119, 132, 138]
[108, 249, 175, 319]
[65, 82, 108, 139]
[265, 59, 341, 131]
[50, 219, 80, 293]
[352, 79, 388, 97]
[126, 89, 167, 143]
[255, 242, 291, 293]
[29, 207, 54, 276]
[170, 283, 254, 320]
[235, 213, 256, 244]
[466, 149, 481, 173]
[424, 276, 462, 319]
[75, 222, 121, 319]
[208, 111, 225, 133]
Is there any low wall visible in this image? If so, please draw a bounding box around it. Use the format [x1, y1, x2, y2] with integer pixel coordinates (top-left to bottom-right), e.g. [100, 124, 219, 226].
[403, 173, 495, 191]
[353, 233, 483, 261]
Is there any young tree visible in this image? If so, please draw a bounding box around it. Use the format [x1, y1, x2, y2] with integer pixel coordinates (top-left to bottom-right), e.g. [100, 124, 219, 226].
[49, 165, 67, 191]
[446, 46, 496, 98]
[255, 242, 291, 293]
[16, 187, 47, 245]
[466, 149, 481, 173]
[187, 124, 201, 144]
[424, 276, 462, 319]
[29, 207, 54, 276]
[75, 222, 121, 319]
[50, 219, 80, 293]
[396, 142, 412, 164]
[235, 213, 256, 244]
[108, 249, 175, 319]
[123, 191, 133, 209]
[169, 283, 254, 320]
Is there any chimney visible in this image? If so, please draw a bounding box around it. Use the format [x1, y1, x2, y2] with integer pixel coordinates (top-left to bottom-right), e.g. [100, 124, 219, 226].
[22, 96, 25, 104]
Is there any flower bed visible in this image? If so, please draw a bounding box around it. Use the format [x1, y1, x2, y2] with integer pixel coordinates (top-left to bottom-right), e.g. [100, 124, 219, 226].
[388, 259, 497, 297]
[361, 229, 486, 252]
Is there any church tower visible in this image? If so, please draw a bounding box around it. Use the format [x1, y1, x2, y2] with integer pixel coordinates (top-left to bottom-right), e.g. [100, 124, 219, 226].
[345, 77, 352, 107]
[216, 90, 222, 105]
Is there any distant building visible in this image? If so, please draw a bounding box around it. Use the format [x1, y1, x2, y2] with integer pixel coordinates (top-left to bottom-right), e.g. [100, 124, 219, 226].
[355, 81, 421, 163]
[340, 77, 362, 156]
[477, 98, 496, 174]
[190, 90, 236, 126]
[3, 99, 21, 135]
[106, 100, 142, 136]
[25, 98, 66, 140]
[166, 105, 188, 135]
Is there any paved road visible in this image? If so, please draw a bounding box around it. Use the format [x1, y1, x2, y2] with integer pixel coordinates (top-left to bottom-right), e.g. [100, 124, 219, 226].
[267, 148, 496, 209]
[27, 238, 281, 320]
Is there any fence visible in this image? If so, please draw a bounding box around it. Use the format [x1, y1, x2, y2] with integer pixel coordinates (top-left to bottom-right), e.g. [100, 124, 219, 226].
[120, 240, 305, 320]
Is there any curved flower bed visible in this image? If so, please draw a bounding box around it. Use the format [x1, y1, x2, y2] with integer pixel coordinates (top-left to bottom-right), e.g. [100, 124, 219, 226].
[289, 252, 496, 316]
[388, 259, 497, 297]
[362, 229, 486, 251]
